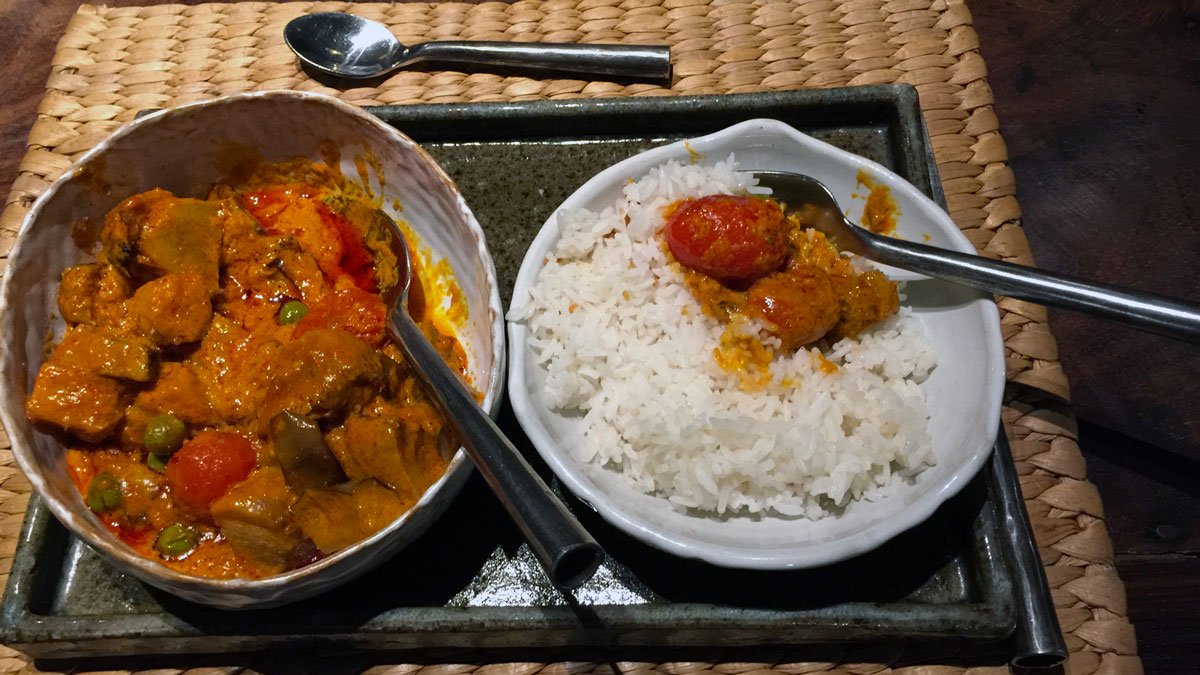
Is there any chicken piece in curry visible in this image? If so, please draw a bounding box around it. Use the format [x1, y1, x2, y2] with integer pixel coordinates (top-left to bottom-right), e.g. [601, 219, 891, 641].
[25, 161, 469, 579]
[662, 193, 899, 376]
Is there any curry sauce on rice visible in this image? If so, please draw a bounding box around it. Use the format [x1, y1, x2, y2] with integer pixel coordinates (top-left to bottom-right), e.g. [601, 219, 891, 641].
[508, 157, 937, 517]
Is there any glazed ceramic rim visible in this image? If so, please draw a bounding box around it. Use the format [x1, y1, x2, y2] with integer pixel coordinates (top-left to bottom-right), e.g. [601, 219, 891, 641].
[507, 118, 1005, 570]
[0, 90, 507, 597]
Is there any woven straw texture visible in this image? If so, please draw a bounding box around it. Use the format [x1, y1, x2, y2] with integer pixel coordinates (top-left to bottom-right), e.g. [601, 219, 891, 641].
[0, 1, 1142, 674]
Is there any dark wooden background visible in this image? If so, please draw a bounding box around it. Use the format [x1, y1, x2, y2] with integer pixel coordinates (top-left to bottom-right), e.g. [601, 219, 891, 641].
[970, 3, 1200, 672]
[2, 0, 1198, 671]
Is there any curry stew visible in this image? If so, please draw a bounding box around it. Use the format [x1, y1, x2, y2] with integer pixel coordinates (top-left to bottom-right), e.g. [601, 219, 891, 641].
[25, 162, 468, 579]
[662, 194, 899, 370]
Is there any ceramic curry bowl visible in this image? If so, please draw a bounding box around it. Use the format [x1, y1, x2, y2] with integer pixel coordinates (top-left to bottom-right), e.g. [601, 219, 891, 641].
[0, 91, 505, 608]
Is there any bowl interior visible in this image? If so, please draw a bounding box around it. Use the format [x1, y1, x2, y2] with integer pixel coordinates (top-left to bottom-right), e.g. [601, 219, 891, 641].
[0, 92, 504, 606]
[507, 118, 1004, 569]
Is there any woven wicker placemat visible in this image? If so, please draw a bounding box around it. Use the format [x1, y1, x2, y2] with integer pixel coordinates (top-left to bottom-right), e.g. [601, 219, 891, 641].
[0, 1, 1142, 673]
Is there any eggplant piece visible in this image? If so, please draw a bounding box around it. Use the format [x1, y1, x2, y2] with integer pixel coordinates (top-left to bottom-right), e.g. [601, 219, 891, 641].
[292, 479, 407, 554]
[210, 467, 301, 573]
[269, 412, 347, 493]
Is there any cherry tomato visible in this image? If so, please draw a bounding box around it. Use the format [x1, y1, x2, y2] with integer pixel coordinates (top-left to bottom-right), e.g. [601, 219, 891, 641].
[166, 431, 256, 511]
[317, 204, 378, 292]
[293, 285, 387, 347]
[240, 185, 320, 231]
[243, 188, 377, 292]
[664, 195, 789, 282]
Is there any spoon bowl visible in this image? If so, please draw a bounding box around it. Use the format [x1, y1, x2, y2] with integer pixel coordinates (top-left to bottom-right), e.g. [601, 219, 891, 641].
[754, 170, 876, 258]
[375, 211, 604, 589]
[285, 12, 401, 79]
[285, 12, 672, 80]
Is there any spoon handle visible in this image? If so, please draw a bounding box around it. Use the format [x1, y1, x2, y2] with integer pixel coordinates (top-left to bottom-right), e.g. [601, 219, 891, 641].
[388, 311, 604, 588]
[866, 233, 1200, 343]
[405, 41, 671, 79]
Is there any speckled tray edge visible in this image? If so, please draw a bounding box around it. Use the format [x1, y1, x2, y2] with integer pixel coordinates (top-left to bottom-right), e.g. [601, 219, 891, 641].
[0, 86, 1057, 663]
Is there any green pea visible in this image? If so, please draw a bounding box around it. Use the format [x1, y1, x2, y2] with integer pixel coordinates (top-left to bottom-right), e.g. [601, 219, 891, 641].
[86, 472, 123, 513]
[144, 413, 186, 457]
[146, 452, 168, 473]
[155, 523, 198, 558]
[278, 300, 308, 325]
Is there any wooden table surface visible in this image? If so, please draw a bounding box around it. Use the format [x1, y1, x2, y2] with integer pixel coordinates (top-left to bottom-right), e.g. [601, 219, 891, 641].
[1, 0, 1197, 671]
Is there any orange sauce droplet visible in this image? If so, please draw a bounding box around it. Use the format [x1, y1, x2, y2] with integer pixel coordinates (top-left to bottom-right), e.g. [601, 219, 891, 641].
[855, 169, 900, 235]
[812, 351, 839, 374]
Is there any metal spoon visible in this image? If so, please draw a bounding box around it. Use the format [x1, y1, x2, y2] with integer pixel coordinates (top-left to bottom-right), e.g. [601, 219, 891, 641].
[754, 171, 1200, 343]
[375, 211, 603, 589]
[285, 12, 671, 80]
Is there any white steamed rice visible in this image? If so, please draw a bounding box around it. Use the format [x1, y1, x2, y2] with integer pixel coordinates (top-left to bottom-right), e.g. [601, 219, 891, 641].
[508, 156, 937, 518]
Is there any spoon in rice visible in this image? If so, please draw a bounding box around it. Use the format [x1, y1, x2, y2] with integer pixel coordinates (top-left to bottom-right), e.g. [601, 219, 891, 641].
[754, 171, 1200, 343]
[375, 211, 604, 589]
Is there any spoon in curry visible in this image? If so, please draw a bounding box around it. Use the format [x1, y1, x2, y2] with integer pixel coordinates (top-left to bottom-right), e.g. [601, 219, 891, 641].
[376, 212, 603, 589]
[285, 12, 671, 80]
[754, 171, 1200, 343]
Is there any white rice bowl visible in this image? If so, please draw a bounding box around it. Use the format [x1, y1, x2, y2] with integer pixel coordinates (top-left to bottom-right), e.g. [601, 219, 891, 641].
[507, 119, 1004, 569]
[510, 158, 937, 518]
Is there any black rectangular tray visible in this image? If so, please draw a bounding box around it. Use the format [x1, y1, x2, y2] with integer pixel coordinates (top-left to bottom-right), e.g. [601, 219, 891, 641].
[1, 84, 1044, 664]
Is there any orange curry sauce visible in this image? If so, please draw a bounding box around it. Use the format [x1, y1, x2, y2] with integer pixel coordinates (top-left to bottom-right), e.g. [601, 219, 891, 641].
[855, 169, 901, 235]
[28, 159, 468, 579]
[661, 193, 899, 386]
